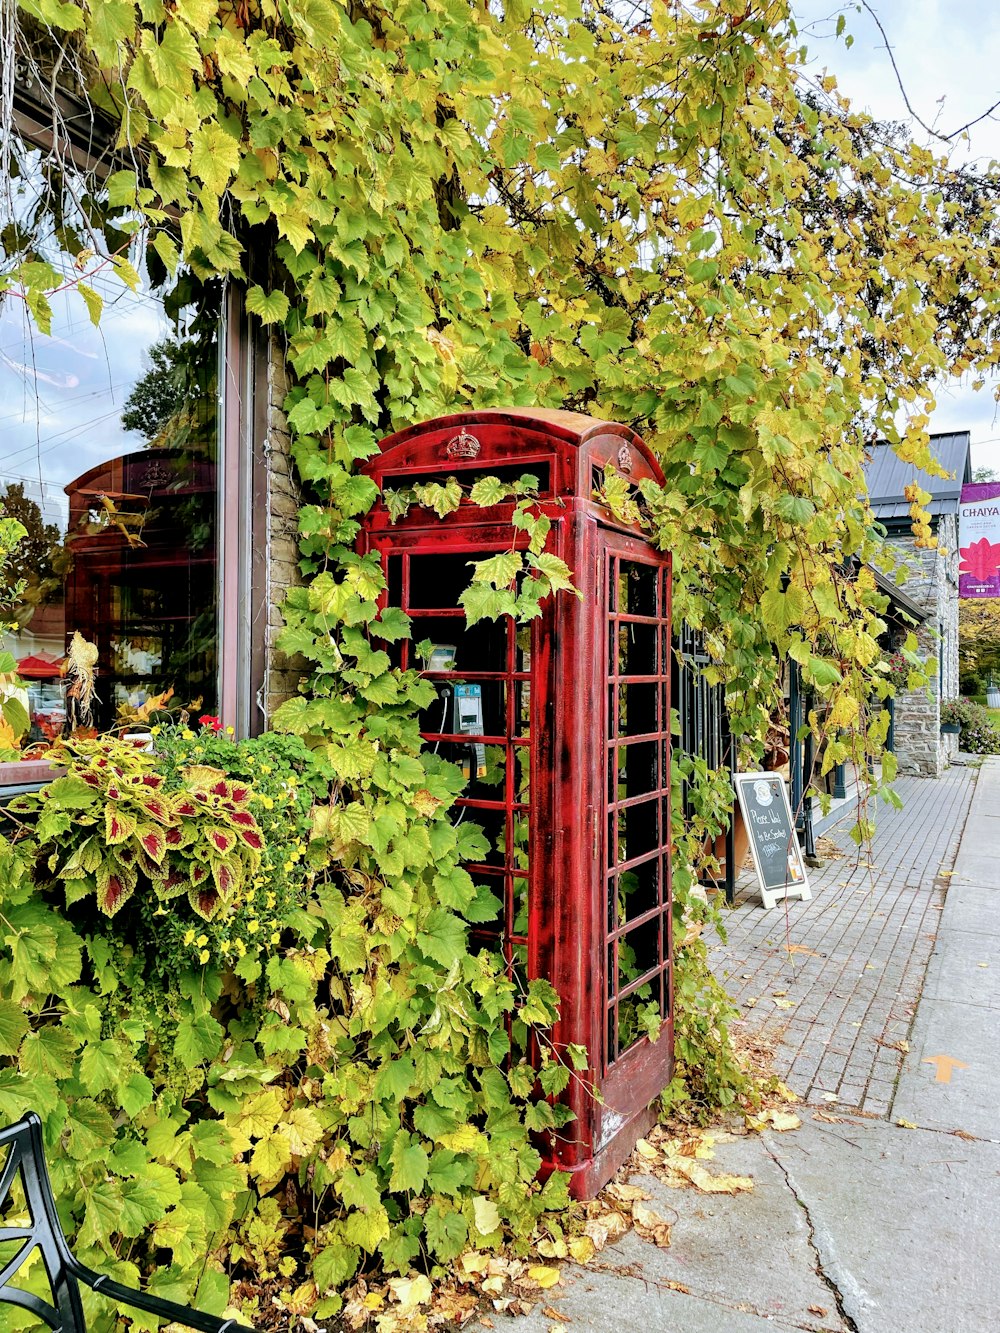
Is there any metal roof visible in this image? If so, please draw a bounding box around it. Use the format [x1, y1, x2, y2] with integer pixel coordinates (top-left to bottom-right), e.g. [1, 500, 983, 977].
[863, 433, 972, 520]
[869, 566, 928, 624]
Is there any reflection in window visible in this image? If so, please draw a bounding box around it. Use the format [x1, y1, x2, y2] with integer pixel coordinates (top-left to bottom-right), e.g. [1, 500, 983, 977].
[1, 135, 220, 764]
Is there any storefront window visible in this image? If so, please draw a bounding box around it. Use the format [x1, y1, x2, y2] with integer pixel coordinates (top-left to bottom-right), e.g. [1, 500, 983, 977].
[1, 135, 221, 777]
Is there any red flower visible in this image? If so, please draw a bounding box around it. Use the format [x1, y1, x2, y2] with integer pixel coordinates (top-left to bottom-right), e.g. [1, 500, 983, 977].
[198, 714, 224, 732]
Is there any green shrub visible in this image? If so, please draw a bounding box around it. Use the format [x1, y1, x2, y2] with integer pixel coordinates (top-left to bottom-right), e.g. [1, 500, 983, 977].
[0, 723, 571, 1326]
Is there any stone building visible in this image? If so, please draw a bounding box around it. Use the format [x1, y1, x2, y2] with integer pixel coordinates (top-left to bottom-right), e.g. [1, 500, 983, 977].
[863, 433, 971, 776]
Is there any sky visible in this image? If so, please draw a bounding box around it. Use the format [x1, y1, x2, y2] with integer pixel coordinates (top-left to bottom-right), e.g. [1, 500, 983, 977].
[0, 284, 169, 534]
[791, 0, 1000, 474]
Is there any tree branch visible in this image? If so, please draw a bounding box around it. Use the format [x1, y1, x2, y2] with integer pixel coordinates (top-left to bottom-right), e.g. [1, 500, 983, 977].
[861, 1, 1000, 145]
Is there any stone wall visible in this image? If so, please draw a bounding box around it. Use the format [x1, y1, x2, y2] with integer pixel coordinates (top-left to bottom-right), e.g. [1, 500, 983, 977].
[260, 335, 306, 724]
[889, 512, 960, 776]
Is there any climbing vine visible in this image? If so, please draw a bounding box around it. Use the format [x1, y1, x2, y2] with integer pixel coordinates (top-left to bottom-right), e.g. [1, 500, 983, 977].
[3, 0, 1000, 1323]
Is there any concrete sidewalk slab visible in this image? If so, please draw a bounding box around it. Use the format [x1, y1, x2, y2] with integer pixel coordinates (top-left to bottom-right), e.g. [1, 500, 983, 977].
[478, 1119, 1000, 1333]
[591, 1139, 845, 1331]
[892, 993, 1000, 1138]
[947, 851, 1000, 885]
[771, 1119, 1000, 1333]
[934, 883, 1000, 936]
[474, 1129, 852, 1333]
[948, 820, 1000, 857]
[920, 934, 1000, 1006]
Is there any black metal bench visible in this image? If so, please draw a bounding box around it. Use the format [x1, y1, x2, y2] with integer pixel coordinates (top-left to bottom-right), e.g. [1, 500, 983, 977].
[0, 1113, 254, 1332]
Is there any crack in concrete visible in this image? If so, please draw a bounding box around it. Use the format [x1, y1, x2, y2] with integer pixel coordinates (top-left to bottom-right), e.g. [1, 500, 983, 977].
[583, 1258, 840, 1332]
[767, 1143, 870, 1333]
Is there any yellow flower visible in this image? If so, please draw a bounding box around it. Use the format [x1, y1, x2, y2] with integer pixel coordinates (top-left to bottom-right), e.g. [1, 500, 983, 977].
[266, 892, 277, 908]
[196, 934, 208, 947]
[150, 725, 161, 736]
[283, 860, 293, 873]
[270, 930, 280, 944]
[182, 729, 194, 740]
[235, 938, 247, 957]
[247, 919, 259, 934]
[261, 795, 274, 810]
[260, 764, 272, 775]
[226, 725, 235, 735]
[183, 929, 196, 945]
[199, 949, 210, 964]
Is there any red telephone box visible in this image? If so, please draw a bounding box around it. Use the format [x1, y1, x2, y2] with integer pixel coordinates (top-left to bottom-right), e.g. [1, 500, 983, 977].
[360, 409, 673, 1197]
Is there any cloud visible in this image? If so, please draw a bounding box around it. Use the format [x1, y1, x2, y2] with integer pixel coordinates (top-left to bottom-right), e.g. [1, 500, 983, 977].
[0, 285, 172, 519]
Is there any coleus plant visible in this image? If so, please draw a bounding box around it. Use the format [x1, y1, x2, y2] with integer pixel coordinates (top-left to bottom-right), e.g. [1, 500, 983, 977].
[9, 737, 264, 921]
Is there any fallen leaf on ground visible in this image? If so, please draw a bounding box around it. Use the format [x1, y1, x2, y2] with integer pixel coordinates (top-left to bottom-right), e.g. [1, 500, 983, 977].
[667, 1158, 754, 1194]
[543, 1306, 570, 1322]
[632, 1200, 673, 1248]
[461, 1252, 489, 1278]
[634, 1138, 659, 1161]
[583, 1208, 630, 1249]
[664, 1280, 690, 1294]
[753, 1108, 801, 1132]
[536, 1237, 568, 1259]
[524, 1266, 561, 1290]
[388, 1275, 432, 1312]
[896, 1119, 919, 1129]
[774, 998, 795, 1010]
[808, 1305, 829, 1316]
[606, 1182, 651, 1203]
[812, 1111, 849, 1124]
[568, 1235, 596, 1264]
[878, 1038, 909, 1053]
[950, 1128, 977, 1141]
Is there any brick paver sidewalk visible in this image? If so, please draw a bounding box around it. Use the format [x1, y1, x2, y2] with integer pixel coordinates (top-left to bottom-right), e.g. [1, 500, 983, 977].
[708, 765, 976, 1117]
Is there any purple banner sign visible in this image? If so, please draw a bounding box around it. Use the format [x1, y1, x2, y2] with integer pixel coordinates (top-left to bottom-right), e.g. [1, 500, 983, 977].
[959, 482, 1000, 598]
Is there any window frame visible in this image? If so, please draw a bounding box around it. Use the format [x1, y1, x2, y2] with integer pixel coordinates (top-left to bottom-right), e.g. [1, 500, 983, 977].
[1, 98, 266, 789]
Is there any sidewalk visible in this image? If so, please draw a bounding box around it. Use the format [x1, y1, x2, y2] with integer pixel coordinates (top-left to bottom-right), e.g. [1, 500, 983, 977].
[476, 761, 999, 1332]
[710, 766, 972, 1117]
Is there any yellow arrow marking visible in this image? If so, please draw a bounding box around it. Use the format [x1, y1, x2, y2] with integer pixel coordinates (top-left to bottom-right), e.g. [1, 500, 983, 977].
[923, 1055, 969, 1084]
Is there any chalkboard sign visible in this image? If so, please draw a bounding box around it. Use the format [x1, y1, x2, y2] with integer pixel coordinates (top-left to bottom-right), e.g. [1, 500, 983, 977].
[733, 772, 811, 910]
